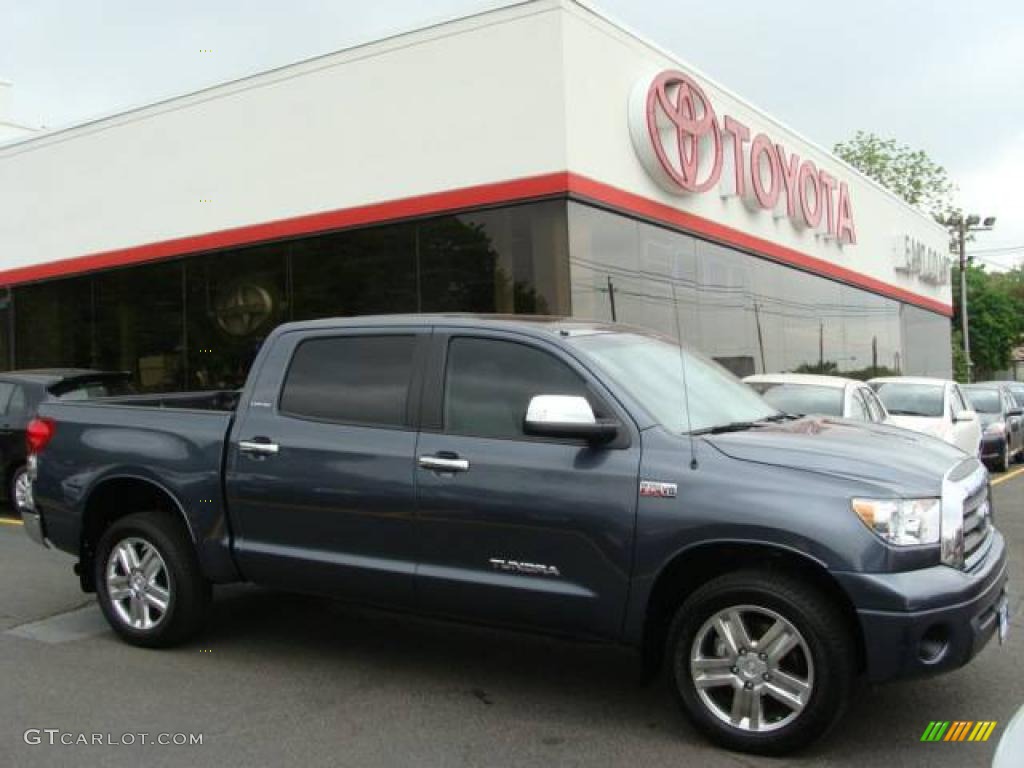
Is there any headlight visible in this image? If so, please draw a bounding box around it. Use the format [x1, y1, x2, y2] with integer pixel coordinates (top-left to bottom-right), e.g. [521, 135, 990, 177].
[984, 422, 1006, 436]
[852, 498, 941, 546]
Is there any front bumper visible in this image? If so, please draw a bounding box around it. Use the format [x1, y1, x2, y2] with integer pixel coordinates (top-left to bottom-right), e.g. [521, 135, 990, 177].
[835, 529, 1008, 682]
[980, 435, 1006, 460]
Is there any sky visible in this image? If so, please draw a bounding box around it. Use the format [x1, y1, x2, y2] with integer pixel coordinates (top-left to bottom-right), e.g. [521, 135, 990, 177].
[2, 0, 1023, 270]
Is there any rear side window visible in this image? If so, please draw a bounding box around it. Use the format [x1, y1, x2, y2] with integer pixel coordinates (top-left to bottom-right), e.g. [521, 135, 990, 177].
[444, 337, 590, 440]
[280, 335, 417, 428]
[0, 382, 13, 414]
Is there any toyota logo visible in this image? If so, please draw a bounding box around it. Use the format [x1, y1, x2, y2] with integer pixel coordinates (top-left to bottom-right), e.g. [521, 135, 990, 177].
[629, 70, 723, 194]
[214, 282, 274, 337]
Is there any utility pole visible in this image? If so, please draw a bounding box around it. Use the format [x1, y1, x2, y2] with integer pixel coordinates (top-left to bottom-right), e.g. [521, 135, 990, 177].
[944, 213, 995, 384]
[958, 218, 971, 382]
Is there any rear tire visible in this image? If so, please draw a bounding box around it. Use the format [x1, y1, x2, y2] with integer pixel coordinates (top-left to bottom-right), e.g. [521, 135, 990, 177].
[9, 465, 30, 517]
[666, 570, 854, 755]
[95, 511, 210, 647]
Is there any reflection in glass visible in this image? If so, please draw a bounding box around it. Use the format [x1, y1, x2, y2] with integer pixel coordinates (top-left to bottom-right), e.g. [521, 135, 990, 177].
[567, 201, 950, 381]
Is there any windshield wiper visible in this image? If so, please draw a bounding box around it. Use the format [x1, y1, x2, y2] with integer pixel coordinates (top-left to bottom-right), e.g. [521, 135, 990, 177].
[691, 420, 760, 435]
[761, 412, 800, 422]
[886, 409, 931, 417]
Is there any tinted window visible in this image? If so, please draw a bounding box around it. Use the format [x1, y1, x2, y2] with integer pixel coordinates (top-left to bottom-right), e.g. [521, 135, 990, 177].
[873, 383, 945, 418]
[280, 335, 417, 427]
[965, 388, 1001, 414]
[444, 337, 590, 440]
[6, 385, 27, 415]
[748, 382, 843, 417]
[0, 382, 13, 414]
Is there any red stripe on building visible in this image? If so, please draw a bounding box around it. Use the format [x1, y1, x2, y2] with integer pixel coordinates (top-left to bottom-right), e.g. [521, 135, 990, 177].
[0, 170, 952, 317]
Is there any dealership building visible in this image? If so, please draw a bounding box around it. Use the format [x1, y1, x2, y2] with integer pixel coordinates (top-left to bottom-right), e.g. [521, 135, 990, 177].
[0, 0, 953, 391]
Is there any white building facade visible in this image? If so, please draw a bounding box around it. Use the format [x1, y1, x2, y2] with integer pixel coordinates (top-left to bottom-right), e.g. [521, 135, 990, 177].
[0, 0, 952, 389]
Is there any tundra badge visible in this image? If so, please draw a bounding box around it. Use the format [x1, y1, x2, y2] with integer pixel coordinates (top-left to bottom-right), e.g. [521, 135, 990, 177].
[489, 558, 561, 577]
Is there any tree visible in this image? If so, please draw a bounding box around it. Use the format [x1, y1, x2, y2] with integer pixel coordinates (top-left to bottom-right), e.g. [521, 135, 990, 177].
[833, 131, 955, 220]
[952, 263, 1022, 379]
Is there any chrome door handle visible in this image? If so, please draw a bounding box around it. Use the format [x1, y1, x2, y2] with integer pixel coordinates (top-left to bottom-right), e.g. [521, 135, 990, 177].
[239, 440, 280, 456]
[418, 455, 470, 472]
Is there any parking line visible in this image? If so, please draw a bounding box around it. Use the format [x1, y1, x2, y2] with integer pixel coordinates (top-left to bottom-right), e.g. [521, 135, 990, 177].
[0, 518, 23, 526]
[992, 466, 1024, 486]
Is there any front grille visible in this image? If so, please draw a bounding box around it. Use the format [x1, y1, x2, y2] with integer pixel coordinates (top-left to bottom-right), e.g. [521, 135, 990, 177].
[962, 482, 993, 571]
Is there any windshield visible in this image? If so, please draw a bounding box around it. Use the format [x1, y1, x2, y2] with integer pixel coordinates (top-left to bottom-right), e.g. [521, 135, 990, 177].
[965, 388, 1001, 414]
[871, 382, 944, 418]
[567, 331, 778, 433]
[748, 382, 843, 417]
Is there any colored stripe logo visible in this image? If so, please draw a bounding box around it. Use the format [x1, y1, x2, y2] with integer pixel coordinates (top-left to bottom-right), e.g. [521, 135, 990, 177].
[921, 721, 998, 742]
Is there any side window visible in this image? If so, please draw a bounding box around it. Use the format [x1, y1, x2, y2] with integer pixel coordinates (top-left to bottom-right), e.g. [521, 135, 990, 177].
[6, 385, 27, 416]
[444, 337, 591, 440]
[848, 389, 870, 421]
[279, 335, 417, 428]
[0, 382, 13, 415]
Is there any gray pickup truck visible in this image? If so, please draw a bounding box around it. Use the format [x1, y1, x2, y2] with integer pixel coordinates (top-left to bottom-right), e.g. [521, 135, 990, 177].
[22, 315, 1009, 755]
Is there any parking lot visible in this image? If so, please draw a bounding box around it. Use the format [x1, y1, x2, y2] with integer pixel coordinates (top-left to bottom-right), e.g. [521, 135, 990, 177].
[0, 466, 1021, 768]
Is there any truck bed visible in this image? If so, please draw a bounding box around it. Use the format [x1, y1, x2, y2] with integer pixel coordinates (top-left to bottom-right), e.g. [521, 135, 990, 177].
[32, 396, 238, 582]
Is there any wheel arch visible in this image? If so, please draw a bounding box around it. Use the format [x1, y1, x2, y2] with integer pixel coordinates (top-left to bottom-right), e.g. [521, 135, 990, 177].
[78, 474, 196, 592]
[640, 541, 865, 677]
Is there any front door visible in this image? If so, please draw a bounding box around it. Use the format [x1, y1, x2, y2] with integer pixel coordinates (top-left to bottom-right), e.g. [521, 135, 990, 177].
[226, 328, 428, 607]
[414, 332, 640, 640]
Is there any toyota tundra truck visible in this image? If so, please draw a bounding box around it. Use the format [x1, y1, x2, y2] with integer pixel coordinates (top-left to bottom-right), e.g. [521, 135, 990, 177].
[21, 315, 1010, 755]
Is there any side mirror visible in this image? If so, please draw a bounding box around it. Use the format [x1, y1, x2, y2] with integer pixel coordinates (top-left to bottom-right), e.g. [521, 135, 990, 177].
[953, 409, 974, 423]
[524, 395, 619, 443]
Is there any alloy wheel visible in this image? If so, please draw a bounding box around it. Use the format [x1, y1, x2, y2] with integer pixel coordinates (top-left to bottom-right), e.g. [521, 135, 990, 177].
[105, 537, 172, 631]
[689, 605, 814, 733]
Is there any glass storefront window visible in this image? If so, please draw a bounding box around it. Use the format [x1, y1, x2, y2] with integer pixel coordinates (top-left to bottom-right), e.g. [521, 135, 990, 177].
[185, 243, 288, 391]
[567, 201, 951, 381]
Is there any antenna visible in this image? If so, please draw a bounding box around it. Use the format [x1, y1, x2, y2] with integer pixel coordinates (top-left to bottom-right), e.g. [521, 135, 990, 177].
[670, 282, 698, 471]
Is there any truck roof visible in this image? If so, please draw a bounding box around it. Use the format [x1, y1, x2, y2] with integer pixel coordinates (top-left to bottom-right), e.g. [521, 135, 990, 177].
[270, 314, 629, 339]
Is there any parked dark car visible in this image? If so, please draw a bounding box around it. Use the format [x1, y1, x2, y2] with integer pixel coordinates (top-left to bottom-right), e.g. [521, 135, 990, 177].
[976, 380, 1024, 410]
[0, 369, 133, 515]
[22, 317, 1009, 755]
[964, 383, 1024, 472]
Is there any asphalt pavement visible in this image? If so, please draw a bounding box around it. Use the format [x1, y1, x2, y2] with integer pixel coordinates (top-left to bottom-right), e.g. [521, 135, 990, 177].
[1, 467, 1022, 768]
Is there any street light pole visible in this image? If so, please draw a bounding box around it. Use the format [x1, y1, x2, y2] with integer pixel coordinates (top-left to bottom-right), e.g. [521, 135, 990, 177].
[959, 219, 971, 382]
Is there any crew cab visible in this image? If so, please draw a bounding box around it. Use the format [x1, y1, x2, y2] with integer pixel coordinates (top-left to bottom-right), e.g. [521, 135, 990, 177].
[22, 316, 1009, 755]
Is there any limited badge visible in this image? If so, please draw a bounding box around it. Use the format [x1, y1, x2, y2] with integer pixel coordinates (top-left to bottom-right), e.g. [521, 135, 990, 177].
[640, 480, 678, 498]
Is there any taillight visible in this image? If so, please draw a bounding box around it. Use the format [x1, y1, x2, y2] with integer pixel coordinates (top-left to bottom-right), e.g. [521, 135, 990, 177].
[26, 417, 56, 454]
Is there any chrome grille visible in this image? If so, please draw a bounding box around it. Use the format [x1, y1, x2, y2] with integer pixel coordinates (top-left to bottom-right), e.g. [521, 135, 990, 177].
[963, 482, 993, 571]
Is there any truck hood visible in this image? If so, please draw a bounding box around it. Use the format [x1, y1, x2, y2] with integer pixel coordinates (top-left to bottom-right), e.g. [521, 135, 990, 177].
[705, 417, 966, 495]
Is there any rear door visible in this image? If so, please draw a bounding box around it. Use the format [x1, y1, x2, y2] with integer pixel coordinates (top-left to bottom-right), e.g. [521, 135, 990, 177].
[226, 327, 428, 607]
[413, 330, 641, 639]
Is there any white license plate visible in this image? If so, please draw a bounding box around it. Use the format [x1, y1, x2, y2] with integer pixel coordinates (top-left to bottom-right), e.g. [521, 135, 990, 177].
[998, 597, 1010, 644]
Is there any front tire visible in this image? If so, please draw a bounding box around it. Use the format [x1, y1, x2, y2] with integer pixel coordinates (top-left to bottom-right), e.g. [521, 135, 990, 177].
[994, 440, 1010, 473]
[95, 512, 210, 647]
[667, 570, 854, 755]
